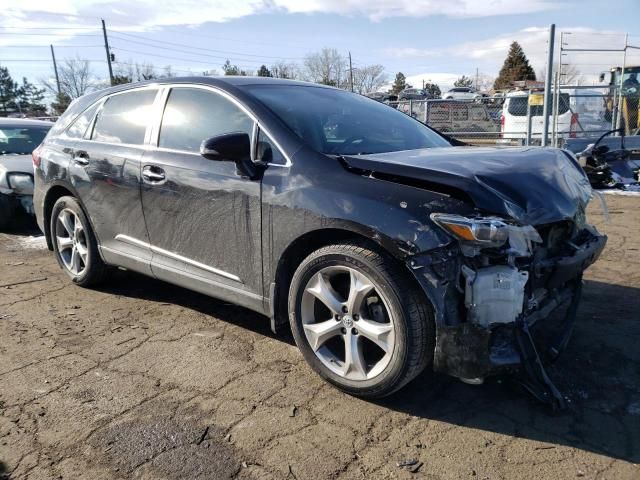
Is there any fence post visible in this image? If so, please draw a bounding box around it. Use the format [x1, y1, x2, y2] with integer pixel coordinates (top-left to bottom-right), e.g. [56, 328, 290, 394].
[541, 23, 555, 147]
[424, 100, 429, 124]
[409, 99, 413, 118]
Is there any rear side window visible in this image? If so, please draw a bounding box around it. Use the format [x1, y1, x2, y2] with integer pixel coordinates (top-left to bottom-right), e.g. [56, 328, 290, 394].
[65, 103, 99, 139]
[92, 89, 158, 145]
[507, 94, 571, 117]
[159, 88, 254, 153]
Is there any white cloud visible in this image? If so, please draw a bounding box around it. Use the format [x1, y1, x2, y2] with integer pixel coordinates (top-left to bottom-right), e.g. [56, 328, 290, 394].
[384, 27, 640, 86]
[2, 0, 560, 32]
[274, 0, 559, 21]
[381, 47, 442, 59]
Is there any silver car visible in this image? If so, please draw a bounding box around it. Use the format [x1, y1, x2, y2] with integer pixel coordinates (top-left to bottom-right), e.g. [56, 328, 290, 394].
[443, 87, 484, 101]
[0, 118, 52, 229]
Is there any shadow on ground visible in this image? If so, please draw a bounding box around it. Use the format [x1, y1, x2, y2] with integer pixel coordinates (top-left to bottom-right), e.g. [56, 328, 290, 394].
[0, 461, 9, 480]
[1, 213, 41, 237]
[97, 272, 640, 465]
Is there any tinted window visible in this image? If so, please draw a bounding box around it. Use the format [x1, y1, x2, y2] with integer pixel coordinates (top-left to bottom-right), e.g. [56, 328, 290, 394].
[245, 85, 450, 155]
[65, 103, 99, 139]
[257, 129, 287, 165]
[159, 88, 254, 153]
[92, 89, 157, 145]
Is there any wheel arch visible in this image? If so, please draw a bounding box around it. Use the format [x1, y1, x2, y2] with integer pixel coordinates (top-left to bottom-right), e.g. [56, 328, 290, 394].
[270, 226, 426, 334]
[42, 182, 97, 253]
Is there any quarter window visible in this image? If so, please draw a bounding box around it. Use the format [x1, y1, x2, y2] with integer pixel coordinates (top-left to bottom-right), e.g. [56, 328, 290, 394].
[257, 129, 287, 165]
[65, 103, 99, 139]
[159, 88, 254, 153]
[92, 89, 158, 145]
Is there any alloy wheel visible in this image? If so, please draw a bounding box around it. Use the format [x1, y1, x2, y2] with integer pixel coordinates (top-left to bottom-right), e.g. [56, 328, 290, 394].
[300, 266, 396, 381]
[55, 208, 88, 276]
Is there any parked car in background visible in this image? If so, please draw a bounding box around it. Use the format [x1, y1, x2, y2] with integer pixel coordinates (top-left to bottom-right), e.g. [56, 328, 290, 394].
[443, 87, 484, 101]
[0, 118, 52, 230]
[501, 91, 576, 144]
[34, 77, 605, 406]
[365, 91, 397, 103]
[398, 88, 429, 100]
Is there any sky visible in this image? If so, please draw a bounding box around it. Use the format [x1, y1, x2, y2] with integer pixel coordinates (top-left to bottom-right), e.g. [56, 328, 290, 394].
[2, 0, 640, 93]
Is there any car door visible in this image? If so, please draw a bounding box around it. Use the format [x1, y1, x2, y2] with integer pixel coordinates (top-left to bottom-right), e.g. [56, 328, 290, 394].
[140, 85, 263, 308]
[71, 87, 160, 275]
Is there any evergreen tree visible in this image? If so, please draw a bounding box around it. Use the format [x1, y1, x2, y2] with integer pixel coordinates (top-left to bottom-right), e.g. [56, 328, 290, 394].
[390, 72, 410, 95]
[424, 82, 441, 98]
[16, 77, 47, 116]
[256, 65, 272, 77]
[493, 42, 536, 90]
[0, 67, 18, 116]
[222, 60, 247, 76]
[454, 75, 474, 88]
[51, 92, 72, 116]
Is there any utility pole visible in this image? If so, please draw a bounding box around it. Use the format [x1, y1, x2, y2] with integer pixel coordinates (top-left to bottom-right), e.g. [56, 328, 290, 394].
[475, 67, 479, 90]
[102, 19, 114, 86]
[541, 23, 555, 147]
[50, 45, 61, 96]
[348, 52, 354, 92]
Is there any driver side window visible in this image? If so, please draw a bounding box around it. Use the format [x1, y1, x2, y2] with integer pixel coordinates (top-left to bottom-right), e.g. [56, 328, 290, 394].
[159, 88, 254, 153]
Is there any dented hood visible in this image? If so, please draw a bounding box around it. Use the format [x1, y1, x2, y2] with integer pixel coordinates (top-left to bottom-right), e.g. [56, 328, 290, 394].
[342, 146, 592, 225]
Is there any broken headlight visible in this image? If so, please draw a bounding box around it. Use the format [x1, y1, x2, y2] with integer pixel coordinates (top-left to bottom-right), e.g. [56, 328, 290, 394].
[430, 213, 509, 247]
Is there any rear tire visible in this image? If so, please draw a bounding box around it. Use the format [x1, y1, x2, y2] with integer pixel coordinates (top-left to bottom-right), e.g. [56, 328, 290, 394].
[50, 196, 108, 287]
[288, 241, 435, 398]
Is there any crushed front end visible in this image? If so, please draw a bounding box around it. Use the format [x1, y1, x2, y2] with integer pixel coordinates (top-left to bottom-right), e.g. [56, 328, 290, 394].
[409, 212, 607, 409]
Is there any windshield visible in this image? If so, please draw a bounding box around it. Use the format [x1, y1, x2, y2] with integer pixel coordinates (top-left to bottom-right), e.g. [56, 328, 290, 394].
[0, 126, 50, 155]
[244, 85, 450, 155]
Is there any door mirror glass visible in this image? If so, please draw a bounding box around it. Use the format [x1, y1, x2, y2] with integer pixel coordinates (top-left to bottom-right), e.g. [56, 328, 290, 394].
[200, 132, 250, 162]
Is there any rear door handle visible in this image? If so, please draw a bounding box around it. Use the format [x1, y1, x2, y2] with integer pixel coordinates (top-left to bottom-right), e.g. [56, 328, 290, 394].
[73, 150, 90, 166]
[142, 165, 166, 183]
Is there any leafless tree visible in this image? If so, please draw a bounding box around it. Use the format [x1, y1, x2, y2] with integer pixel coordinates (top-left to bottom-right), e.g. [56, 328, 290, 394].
[539, 64, 583, 85]
[303, 48, 347, 87]
[42, 57, 96, 99]
[352, 64, 386, 94]
[270, 61, 299, 79]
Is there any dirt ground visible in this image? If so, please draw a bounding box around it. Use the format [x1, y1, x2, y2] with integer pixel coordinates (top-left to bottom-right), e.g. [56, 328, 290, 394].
[0, 195, 638, 480]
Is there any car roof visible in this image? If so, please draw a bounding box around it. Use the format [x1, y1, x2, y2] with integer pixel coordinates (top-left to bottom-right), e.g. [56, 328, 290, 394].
[0, 117, 54, 128]
[99, 76, 332, 95]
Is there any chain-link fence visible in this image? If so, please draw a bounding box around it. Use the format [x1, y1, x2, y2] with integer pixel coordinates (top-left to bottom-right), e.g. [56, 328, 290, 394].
[387, 84, 638, 147]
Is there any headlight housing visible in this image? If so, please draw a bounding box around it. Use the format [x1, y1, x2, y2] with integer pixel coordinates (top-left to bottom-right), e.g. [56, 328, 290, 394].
[430, 213, 510, 247]
[7, 173, 34, 195]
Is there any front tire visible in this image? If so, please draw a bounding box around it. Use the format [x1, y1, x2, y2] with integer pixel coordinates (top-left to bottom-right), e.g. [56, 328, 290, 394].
[288, 242, 435, 398]
[50, 196, 108, 287]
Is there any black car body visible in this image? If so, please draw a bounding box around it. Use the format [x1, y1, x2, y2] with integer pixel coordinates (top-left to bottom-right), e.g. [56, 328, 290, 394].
[34, 77, 606, 404]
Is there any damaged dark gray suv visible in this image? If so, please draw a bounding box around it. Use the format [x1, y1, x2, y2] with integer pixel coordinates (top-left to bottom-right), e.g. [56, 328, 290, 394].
[34, 77, 606, 406]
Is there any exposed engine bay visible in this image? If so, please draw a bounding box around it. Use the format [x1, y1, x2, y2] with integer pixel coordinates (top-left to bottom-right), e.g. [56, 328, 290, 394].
[411, 212, 607, 410]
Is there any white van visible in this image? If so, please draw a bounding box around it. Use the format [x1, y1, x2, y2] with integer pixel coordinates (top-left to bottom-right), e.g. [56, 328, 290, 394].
[501, 90, 608, 144]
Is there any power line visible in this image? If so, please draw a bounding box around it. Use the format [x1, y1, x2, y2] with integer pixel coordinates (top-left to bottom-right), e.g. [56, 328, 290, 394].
[0, 32, 101, 37]
[2, 45, 104, 48]
[110, 47, 260, 70]
[109, 32, 305, 61]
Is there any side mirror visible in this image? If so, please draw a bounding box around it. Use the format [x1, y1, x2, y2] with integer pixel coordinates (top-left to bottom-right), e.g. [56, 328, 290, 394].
[200, 132, 250, 162]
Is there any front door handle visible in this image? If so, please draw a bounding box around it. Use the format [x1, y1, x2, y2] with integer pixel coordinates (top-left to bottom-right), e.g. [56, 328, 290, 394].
[73, 150, 90, 166]
[142, 165, 166, 183]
